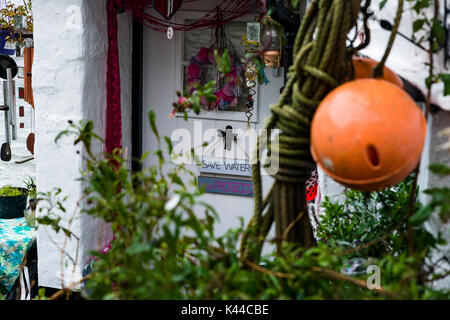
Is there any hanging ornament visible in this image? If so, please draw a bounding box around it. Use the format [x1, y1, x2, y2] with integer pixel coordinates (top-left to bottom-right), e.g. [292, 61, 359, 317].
[244, 61, 258, 130]
[311, 79, 426, 191]
[261, 19, 282, 68]
[247, 22, 261, 44]
[167, 26, 174, 40]
[153, 0, 183, 21]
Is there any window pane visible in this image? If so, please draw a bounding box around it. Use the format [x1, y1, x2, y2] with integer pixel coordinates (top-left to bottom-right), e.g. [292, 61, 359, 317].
[183, 19, 251, 113]
[183, 20, 248, 63]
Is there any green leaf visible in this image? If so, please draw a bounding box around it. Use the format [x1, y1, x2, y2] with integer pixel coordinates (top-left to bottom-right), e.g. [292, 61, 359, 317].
[379, 0, 387, 9]
[409, 204, 433, 226]
[412, 19, 426, 33]
[431, 19, 446, 46]
[438, 73, 450, 96]
[429, 163, 450, 176]
[163, 136, 173, 155]
[214, 49, 231, 75]
[291, 0, 300, 7]
[148, 109, 160, 140]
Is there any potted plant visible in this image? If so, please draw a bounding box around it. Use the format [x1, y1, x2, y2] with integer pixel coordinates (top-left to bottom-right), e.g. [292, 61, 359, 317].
[23, 177, 37, 226]
[0, 185, 28, 219]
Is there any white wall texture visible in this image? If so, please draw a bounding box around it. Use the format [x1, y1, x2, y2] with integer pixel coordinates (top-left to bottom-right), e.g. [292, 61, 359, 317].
[33, 0, 132, 289]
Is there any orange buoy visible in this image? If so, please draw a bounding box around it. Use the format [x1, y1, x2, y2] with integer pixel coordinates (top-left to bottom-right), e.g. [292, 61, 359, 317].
[352, 57, 404, 89]
[311, 79, 426, 191]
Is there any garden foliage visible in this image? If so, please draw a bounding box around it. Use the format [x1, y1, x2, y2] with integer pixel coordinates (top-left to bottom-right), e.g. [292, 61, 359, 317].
[34, 114, 449, 300]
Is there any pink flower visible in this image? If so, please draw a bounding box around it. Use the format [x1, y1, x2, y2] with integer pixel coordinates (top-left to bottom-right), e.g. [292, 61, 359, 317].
[215, 90, 226, 103]
[169, 109, 177, 118]
[223, 84, 234, 97]
[195, 47, 210, 64]
[178, 96, 187, 105]
[187, 63, 201, 79]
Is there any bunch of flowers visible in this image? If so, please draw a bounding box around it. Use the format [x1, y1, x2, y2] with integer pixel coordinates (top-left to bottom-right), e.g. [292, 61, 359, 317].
[186, 46, 243, 110]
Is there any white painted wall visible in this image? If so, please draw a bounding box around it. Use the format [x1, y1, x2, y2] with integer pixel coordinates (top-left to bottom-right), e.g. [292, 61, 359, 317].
[361, 1, 449, 111]
[33, 0, 132, 289]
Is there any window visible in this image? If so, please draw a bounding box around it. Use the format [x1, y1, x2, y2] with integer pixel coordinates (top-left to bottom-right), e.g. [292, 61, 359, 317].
[175, 12, 259, 123]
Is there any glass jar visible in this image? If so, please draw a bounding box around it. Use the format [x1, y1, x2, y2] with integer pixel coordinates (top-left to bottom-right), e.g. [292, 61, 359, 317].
[261, 23, 281, 68]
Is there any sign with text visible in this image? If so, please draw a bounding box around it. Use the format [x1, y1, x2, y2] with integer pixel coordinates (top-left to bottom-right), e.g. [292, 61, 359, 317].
[198, 176, 254, 197]
[199, 157, 252, 177]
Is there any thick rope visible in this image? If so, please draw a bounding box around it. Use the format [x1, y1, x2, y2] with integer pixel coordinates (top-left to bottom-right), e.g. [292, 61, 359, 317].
[241, 0, 362, 261]
[373, 0, 404, 78]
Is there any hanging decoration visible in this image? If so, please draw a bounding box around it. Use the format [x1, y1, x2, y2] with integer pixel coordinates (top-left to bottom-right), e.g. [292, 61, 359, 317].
[261, 18, 282, 68]
[106, 0, 122, 154]
[119, 0, 262, 33]
[186, 46, 243, 110]
[244, 61, 257, 130]
[152, 0, 183, 20]
[242, 9, 265, 129]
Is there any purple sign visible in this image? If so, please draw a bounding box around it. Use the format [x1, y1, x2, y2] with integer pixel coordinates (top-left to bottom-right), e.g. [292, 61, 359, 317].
[198, 176, 254, 197]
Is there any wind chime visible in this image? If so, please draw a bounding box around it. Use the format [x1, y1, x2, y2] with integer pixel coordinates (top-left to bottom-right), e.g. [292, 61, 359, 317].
[243, 0, 261, 130]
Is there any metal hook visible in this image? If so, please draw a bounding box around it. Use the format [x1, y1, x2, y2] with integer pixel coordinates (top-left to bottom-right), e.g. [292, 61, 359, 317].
[217, 125, 238, 151]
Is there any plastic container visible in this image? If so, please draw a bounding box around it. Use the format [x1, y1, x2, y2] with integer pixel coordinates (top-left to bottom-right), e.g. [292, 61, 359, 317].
[0, 188, 29, 219]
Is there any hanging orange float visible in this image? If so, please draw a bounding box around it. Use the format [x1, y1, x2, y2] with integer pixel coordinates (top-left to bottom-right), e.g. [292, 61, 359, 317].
[351, 57, 404, 89]
[310, 79, 426, 191]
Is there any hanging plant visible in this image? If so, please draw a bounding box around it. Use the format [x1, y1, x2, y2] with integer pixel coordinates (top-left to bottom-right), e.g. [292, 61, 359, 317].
[186, 46, 244, 111]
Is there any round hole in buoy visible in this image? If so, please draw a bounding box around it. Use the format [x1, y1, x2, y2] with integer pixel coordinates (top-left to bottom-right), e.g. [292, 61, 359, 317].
[366, 144, 380, 168]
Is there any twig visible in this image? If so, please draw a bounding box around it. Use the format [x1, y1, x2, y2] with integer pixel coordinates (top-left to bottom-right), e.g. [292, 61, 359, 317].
[311, 266, 395, 298]
[425, 269, 450, 283]
[242, 259, 295, 279]
[282, 209, 305, 241]
[212, 243, 395, 297]
[48, 275, 91, 301]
